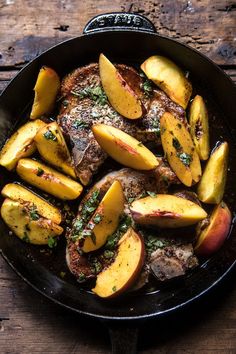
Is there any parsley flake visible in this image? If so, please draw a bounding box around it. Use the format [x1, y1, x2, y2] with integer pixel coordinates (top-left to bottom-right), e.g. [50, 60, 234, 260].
[44, 130, 57, 141]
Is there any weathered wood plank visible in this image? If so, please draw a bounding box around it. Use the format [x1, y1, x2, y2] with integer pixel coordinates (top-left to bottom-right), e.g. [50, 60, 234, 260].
[0, 0, 235, 68]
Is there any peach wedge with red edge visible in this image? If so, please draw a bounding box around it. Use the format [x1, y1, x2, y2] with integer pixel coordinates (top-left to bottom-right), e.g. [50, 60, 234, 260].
[141, 55, 192, 109]
[0, 119, 46, 171]
[194, 201, 231, 256]
[197, 142, 229, 204]
[92, 228, 145, 298]
[81, 180, 125, 253]
[160, 112, 201, 187]
[16, 158, 83, 200]
[1, 198, 63, 245]
[92, 124, 158, 170]
[130, 194, 207, 228]
[30, 66, 60, 119]
[189, 95, 210, 161]
[1, 183, 62, 224]
[34, 121, 76, 178]
[99, 53, 144, 119]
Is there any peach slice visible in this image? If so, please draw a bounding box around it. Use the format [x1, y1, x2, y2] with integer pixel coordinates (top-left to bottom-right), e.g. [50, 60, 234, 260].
[189, 95, 210, 161]
[92, 124, 158, 170]
[195, 201, 232, 256]
[16, 158, 83, 200]
[130, 194, 207, 228]
[0, 119, 46, 170]
[92, 228, 145, 298]
[1, 183, 62, 225]
[1, 198, 63, 245]
[34, 121, 76, 178]
[141, 55, 192, 109]
[160, 112, 201, 186]
[99, 53, 144, 119]
[197, 142, 229, 204]
[82, 180, 125, 253]
[30, 66, 60, 119]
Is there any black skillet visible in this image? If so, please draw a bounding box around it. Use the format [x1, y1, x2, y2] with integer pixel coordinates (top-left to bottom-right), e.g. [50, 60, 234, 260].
[1, 12, 236, 353]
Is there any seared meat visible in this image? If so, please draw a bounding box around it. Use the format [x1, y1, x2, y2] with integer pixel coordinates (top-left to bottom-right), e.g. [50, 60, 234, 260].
[58, 63, 185, 185]
[149, 243, 198, 281]
[66, 168, 197, 286]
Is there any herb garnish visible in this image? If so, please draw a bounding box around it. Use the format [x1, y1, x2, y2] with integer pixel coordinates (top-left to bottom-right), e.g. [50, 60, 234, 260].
[172, 137, 181, 151]
[177, 152, 192, 167]
[112, 286, 117, 292]
[22, 231, 30, 243]
[105, 214, 132, 250]
[72, 119, 89, 130]
[72, 86, 108, 105]
[44, 130, 57, 141]
[71, 190, 100, 242]
[93, 214, 102, 224]
[147, 191, 157, 198]
[36, 167, 44, 176]
[29, 206, 40, 221]
[48, 237, 57, 248]
[152, 119, 161, 137]
[144, 233, 169, 256]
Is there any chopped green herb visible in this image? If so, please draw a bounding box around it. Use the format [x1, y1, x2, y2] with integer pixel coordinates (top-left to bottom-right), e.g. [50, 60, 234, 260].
[22, 231, 30, 243]
[147, 191, 157, 198]
[36, 167, 44, 176]
[177, 152, 192, 167]
[78, 272, 86, 282]
[144, 233, 169, 256]
[93, 214, 102, 224]
[105, 214, 132, 250]
[152, 119, 161, 137]
[112, 285, 117, 292]
[72, 86, 108, 105]
[137, 142, 143, 147]
[60, 271, 66, 278]
[29, 206, 40, 221]
[172, 137, 181, 151]
[48, 237, 57, 248]
[62, 100, 69, 107]
[44, 130, 57, 141]
[128, 197, 135, 204]
[103, 250, 115, 259]
[72, 119, 89, 129]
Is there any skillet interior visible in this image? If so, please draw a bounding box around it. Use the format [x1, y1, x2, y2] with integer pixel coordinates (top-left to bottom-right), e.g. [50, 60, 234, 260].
[0, 30, 236, 321]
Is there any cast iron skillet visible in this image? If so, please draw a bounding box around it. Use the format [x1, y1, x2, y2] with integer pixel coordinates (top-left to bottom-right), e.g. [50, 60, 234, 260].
[1, 12, 236, 353]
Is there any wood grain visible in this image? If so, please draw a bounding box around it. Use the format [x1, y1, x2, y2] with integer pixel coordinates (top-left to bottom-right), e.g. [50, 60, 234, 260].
[0, 0, 236, 68]
[1, 0, 236, 353]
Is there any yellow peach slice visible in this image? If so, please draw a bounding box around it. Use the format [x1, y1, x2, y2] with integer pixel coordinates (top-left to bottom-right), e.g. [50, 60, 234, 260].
[34, 121, 76, 178]
[92, 124, 158, 170]
[1, 183, 62, 224]
[189, 95, 210, 160]
[30, 66, 60, 119]
[92, 228, 145, 298]
[0, 119, 46, 170]
[130, 194, 207, 228]
[197, 142, 229, 204]
[82, 180, 125, 252]
[141, 55, 192, 109]
[1, 198, 63, 245]
[16, 158, 83, 200]
[195, 201, 231, 256]
[99, 53, 144, 119]
[160, 112, 201, 186]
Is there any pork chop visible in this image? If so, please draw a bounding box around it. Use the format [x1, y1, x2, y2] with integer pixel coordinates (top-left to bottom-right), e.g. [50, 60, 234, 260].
[66, 169, 198, 286]
[57, 63, 185, 185]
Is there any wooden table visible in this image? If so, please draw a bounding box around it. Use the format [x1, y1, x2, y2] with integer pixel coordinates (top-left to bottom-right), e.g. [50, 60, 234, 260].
[0, 1, 236, 353]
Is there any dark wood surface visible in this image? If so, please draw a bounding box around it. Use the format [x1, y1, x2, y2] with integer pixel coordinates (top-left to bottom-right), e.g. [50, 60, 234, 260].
[1, 1, 236, 353]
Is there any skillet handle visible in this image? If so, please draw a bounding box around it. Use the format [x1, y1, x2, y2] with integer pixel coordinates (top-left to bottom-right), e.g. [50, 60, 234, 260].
[83, 12, 156, 34]
[108, 325, 139, 354]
